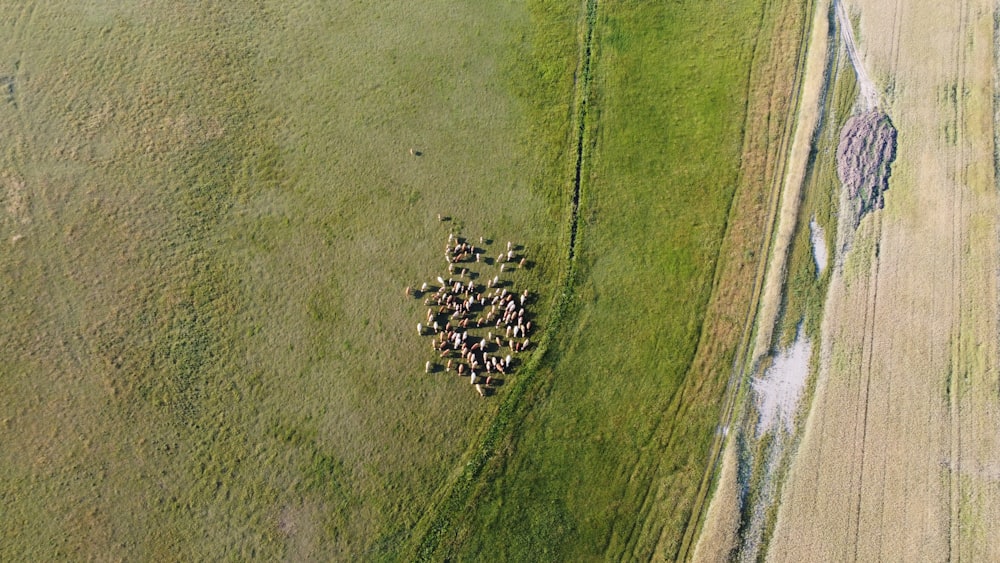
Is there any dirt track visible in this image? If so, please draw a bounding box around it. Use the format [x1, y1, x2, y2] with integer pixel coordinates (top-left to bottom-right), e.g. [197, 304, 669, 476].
[769, 0, 1000, 560]
[836, 0, 878, 110]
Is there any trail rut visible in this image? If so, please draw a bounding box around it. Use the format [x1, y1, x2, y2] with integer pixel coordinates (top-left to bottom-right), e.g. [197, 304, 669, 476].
[836, 0, 878, 110]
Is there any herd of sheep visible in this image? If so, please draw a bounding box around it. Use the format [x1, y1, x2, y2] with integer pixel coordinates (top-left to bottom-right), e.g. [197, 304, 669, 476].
[405, 231, 534, 397]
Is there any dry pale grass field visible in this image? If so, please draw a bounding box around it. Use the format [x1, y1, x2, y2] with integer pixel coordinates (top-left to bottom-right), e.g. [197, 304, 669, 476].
[768, 0, 1000, 560]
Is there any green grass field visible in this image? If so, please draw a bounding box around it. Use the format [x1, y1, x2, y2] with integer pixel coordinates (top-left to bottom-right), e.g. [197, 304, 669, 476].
[0, 0, 801, 559]
[0, 2, 574, 559]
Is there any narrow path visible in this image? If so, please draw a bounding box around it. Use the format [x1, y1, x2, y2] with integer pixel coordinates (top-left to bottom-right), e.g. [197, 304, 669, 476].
[835, 0, 878, 110]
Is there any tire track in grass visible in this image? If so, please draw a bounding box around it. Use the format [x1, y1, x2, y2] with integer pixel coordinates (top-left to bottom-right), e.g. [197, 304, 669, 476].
[5, 2, 89, 394]
[850, 213, 881, 562]
[874, 5, 903, 558]
[10, 1, 36, 49]
[948, 2, 969, 558]
[888, 0, 903, 102]
[407, 1, 597, 559]
[994, 0, 1000, 403]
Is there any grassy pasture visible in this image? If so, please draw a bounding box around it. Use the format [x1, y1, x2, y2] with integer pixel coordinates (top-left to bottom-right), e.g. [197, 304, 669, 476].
[0, 1, 575, 559]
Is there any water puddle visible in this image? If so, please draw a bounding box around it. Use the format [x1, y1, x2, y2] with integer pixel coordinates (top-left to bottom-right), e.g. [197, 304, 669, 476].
[809, 217, 828, 276]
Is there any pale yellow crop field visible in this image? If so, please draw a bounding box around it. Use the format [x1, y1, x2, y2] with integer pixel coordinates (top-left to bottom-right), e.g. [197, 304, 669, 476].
[769, 0, 1000, 560]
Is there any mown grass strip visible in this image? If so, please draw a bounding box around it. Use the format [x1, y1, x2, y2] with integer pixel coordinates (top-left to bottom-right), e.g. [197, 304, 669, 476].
[700, 5, 867, 560]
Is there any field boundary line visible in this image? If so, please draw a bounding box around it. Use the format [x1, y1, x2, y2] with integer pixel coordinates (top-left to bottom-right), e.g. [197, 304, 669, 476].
[405, 1, 598, 559]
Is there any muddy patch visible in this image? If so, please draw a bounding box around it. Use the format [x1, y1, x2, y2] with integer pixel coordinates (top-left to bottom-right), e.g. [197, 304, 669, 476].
[752, 327, 811, 436]
[836, 110, 897, 225]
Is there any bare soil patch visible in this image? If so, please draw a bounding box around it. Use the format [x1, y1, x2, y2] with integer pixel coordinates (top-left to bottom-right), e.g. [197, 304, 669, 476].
[836, 110, 897, 224]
